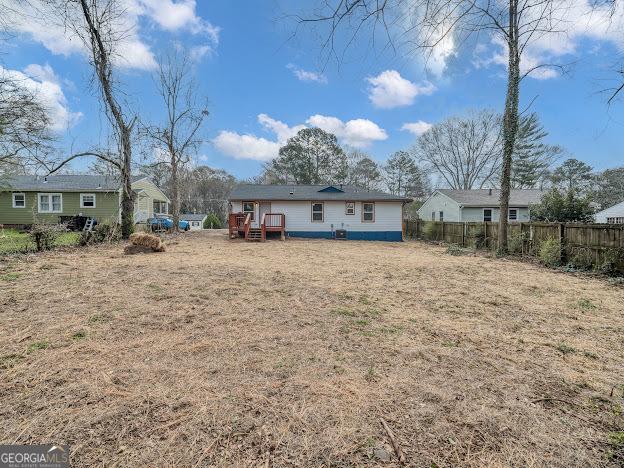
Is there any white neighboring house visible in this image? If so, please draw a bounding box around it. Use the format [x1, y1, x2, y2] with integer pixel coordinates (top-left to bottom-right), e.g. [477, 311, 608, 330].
[418, 189, 544, 222]
[180, 213, 207, 230]
[594, 201, 624, 224]
[229, 184, 412, 241]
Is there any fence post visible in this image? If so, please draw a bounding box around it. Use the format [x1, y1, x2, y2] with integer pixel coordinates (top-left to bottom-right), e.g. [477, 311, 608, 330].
[559, 223, 567, 264]
[462, 222, 466, 247]
[441, 221, 445, 242]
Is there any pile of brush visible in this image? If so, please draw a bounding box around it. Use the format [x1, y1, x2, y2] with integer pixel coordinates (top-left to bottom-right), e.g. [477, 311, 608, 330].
[124, 232, 166, 255]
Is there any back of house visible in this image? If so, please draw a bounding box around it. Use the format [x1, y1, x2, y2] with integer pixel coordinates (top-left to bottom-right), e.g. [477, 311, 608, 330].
[418, 189, 544, 223]
[229, 184, 411, 241]
[0, 174, 170, 228]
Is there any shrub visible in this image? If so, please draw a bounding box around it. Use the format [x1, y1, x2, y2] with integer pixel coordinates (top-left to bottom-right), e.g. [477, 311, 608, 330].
[203, 213, 222, 229]
[538, 237, 562, 267]
[568, 247, 594, 271]
[422, 222, 439, 240]
[446, 243, 465, 256]
[508, 231, 527, 255]
[30, 224, 61, 252]
[80, 222, 121, 245]
[467, 225, 487, 249]
[597, 247, 624, 276]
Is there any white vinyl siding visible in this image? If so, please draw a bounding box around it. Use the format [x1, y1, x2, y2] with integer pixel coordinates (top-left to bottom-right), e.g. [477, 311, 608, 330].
[38, 193, 62, 213]
[232, 200, 403, 232]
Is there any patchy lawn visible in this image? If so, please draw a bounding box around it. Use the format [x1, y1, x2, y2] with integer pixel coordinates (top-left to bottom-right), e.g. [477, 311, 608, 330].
[0, 228, 81, 255]
[1, 231, 623, 466]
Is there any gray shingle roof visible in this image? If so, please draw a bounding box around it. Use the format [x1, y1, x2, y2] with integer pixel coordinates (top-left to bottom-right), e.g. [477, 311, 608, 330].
[180, 213, 207, 221]
[230, 184, 412, 202]
[1, 174, 147, 192]
[437, 189, 544, 207]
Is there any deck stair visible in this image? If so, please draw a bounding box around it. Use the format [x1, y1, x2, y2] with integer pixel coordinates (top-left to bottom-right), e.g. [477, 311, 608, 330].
[246, 228, 263, 241]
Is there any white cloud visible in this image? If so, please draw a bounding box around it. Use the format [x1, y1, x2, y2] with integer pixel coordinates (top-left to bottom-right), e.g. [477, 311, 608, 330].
[213, 131, 280, 161]
[2, 64, 83, 132]
[306, 115, 388, 148]
[401, 121, 433, 136]
[213, 113, 388, 161]
[286, 64, 328, 84]
[3, 0, 219, 71]
[366, 70, 435, 108]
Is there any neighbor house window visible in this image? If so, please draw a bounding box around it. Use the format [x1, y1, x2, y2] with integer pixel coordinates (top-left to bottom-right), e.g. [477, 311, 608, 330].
[80, 193, 96, 208]
[311, 202, 324, 222]
[439, 211, 444, 222]
[345, 201, 355, 215]
[242, 201, 255, 220]
[607, 217, 624, 224]
[153, 200, 168, 214]
[12, 193, 25, 208]
[38, 193, 62, 213]
[191, 221, 200, 227]
[508, 208, 518, 221]
[483, 208, 493, 222]
[431, 211, 435, 221]
[362, 202, 375, 222]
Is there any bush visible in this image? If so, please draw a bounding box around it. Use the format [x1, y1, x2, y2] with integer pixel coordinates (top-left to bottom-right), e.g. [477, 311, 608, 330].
[508, 231, 527, 255]
[203, 213, 222, 229]
[30, 224, 61, 252]
[538, 237, 562, 267]
[597, 247, 624, 276]
[568, 247, 594, 271]
[422, 222, 439, 240]
[80, 222, 121, 246]
[467, 225, 487, 249]
[446, 243, 466, 256]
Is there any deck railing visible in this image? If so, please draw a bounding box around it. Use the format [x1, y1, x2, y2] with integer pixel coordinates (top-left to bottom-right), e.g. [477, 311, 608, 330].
[243, 213, 251, 239]
[263, 213, 285, 230]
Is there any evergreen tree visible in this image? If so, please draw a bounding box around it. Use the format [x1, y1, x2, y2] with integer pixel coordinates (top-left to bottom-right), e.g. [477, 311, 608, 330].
[384, 151, 430, 198]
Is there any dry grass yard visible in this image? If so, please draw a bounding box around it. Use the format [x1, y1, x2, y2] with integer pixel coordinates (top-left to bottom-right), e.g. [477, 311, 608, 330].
[1, 230, 623, 467]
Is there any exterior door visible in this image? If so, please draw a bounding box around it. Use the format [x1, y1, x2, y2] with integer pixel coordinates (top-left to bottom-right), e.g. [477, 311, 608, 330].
[259, 202, 271, 225]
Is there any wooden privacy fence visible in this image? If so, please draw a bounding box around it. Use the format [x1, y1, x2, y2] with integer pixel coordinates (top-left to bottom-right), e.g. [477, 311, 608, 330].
[404, 219, 624, 273]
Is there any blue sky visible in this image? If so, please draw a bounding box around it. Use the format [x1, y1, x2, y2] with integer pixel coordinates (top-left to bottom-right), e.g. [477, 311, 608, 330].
[4, 0, 624, 180]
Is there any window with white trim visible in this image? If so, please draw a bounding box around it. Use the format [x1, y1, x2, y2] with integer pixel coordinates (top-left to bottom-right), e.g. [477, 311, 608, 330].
[508, 208, 518, 221]
[80, 193, 96, 208]
[362, 202, 375, 222]
[12, 193, 25, 208]
[439, 211, 444, 222]
[38, 193, 62, 213]
[607, 217, 624, 224]
[345, 201, 355, 215]
[431, 211, 435, 221]
[153, 200, 168, 214]
[242, 201, 255, 220]
[191, 221, 200, 227]
[311, 202, 324, 222]
[483, 208, 493, 222]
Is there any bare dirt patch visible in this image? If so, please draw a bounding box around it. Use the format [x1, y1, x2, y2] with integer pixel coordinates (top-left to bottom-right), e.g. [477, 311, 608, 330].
[1, 231, 623, 467]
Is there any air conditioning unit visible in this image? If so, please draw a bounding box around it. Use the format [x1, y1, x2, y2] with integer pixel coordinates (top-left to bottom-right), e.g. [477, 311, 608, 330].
[335, 229, 347, 240]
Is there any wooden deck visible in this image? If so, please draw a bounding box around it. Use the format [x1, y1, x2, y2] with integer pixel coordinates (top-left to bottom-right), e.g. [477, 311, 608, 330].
[228, 212, 285, 242]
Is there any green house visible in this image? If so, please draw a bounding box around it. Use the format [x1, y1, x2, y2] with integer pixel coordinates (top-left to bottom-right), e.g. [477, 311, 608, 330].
[0, 175, 170, 227]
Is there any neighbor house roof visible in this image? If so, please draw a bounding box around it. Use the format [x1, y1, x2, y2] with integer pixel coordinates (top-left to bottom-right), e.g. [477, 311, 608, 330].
[180, 213, 207, 221]
[437, 189, 544, 207]
[230, 184, 412, 202]
[1, 174, 150, 192]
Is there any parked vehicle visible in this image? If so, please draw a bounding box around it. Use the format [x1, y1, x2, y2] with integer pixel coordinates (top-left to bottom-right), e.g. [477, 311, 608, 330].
[147, 216, 190, 232]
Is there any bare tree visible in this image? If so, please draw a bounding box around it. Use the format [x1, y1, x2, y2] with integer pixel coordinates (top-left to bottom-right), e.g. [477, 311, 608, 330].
[143, 51, 209, 231]
[0, 71, 54, 172]
[412, 110, 502, 189]
[45, 0, 139, 238]
[297, 0, 567, 252]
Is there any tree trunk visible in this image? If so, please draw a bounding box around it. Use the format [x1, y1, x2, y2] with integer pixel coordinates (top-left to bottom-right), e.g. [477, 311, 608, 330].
[171, 153, 180, 232]
[498, 0, 520, 254]
[120, 131, 135, 239]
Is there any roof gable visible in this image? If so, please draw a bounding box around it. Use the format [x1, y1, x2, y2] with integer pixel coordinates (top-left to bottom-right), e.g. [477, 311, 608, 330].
[318, 185, 344, 193]
[437, 189, 544, 207]
[230, 184, 411, 202]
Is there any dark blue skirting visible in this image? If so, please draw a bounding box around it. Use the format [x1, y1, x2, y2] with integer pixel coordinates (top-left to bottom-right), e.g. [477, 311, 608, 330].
[286, 231, 403, 241]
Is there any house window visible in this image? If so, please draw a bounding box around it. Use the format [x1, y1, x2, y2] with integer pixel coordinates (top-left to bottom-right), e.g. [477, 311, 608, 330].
[362, 202, 375, 222]
[191, 221, 200, 227]
[483, 208, 493, 222]
[607, 217, 624, 224]
[38, 193, 62, 213]
[508, 208, 518, 221]
[311, 202, 324, 222]
[345, 201, 355, 215]
[12, 193, 25, 208]
[431, 211, 435, 221]
[242, 201, 255, 221]
[80, 193, 96, 208]
[439, 211, 444, 222]
[153, 200, 168, 214]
